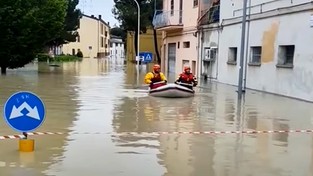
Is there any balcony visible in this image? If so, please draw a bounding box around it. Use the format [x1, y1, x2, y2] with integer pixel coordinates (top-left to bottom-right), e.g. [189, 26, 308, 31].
[152, 10, 183, 32]
[198, 5, 220, 26]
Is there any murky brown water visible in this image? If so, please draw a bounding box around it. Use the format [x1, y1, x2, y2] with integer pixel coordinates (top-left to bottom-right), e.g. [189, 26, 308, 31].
[0, 58, 313, 176]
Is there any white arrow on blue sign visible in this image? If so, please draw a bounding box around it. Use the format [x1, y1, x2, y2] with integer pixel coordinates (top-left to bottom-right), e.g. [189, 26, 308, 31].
[3, 91, 46, 133]
[143, 52, 152, 62]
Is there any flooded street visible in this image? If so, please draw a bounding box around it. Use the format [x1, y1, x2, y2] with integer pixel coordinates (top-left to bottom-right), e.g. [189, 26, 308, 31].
[0, 58, 313, 176]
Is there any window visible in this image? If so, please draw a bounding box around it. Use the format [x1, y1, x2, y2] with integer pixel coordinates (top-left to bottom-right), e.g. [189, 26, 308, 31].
[193, 0, 198, 7]
[105, 31, 108, 37]
[249, 46, 262, 66]
[101, 24, 104, 34]
[110, 42, 112, 47]
[277, 45, 295, 68]
[101, 37, 104, 47]
[171, 0, 174, 15]
[178, 42, 180, 49]
[183, 41, 190, 48]
[227, 47, 237, 65]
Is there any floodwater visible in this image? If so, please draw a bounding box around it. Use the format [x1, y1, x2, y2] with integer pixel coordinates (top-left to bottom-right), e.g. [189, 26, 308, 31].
[0, 58, 313, 176]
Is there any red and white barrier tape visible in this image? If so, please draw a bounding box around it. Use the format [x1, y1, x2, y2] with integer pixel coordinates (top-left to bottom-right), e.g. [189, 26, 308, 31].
[1, 130, 313, 140]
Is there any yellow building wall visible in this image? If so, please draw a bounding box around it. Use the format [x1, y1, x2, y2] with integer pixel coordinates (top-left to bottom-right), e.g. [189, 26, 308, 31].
[62, 15, 110, 58]
[126, 28, 162, 62]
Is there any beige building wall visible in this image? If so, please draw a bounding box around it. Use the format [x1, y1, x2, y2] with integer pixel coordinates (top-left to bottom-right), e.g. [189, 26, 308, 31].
[62, 14, 110, 58]
[154, 0, 199, 80]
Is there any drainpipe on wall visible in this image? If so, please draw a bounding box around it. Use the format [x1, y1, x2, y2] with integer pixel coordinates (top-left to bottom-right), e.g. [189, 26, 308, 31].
[199, 28, 204, 78]
[197, 28, 201, 80]
[243, 0, 252, 91]
[215, 26, 220, 79]
[97, 19, 99, 58]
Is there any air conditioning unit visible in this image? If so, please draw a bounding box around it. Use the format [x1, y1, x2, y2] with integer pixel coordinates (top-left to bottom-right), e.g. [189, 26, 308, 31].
[203, 47, 217, 62]
[204, 48, 210, 61]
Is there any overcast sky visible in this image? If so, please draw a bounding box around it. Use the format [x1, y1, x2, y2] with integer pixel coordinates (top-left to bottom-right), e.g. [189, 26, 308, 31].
[77, 0, 120, 27]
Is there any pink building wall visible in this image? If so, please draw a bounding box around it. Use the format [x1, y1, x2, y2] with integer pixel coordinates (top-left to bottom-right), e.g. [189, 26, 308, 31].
[158, 0, 199, 81]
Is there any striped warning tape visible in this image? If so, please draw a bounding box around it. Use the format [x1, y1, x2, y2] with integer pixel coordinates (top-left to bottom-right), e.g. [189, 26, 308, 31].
[1, 129, 313, 140]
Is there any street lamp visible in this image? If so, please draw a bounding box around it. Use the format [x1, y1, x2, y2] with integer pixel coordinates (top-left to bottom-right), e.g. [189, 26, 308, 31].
[237, 0, 248, 97]
[133, 0, 140, 68]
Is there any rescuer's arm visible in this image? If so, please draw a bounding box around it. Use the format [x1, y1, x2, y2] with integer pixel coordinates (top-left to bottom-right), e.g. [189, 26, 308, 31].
[193, 75, 198, 87]
[174, 74, 182, 84]
[144, 72, 153, 84]
[160, 73, 167, 83]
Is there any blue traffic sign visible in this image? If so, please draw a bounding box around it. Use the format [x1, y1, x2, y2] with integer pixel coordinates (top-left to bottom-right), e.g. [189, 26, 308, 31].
[139, 52, 153, 63]
[3, 91, 46, 133]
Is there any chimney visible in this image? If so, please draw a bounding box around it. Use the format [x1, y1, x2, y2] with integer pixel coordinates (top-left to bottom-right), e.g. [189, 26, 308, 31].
[108, 22, 110, 26]
[91, 15, 94, 18]
[98, 15, 101, 19]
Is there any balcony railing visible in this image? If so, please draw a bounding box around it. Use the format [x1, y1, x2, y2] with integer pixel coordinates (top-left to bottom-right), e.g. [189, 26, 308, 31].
[198, 5, 220, 26]
[153, 10, 183, 31]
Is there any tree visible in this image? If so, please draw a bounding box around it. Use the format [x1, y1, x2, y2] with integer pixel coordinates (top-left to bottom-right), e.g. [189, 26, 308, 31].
[0, 0, 67, 74]
[112, 0, 162, 63]
[110, 27, 126, 41]
[47, 0, 82, 50]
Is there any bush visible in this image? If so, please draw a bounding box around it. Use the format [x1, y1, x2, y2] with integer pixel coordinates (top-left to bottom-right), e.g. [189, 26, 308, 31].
[76, 50, 83, 58]
[37, 53, 53, 62]
[54, 55, 82, 62]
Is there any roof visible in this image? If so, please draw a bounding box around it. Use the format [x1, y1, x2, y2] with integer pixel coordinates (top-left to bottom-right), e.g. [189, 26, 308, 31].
[82, 14, 110, 27]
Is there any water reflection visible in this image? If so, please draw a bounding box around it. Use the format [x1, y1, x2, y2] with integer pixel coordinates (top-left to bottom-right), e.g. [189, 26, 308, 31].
[0, 61, 80, 175]
[0, 59, 313, 175]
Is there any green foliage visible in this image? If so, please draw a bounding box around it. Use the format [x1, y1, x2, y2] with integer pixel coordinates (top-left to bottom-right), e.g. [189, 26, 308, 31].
[37, 53, 53, 62]
[0, 0, 68, 74]
[47, 0, 82, 47]
[110, 27, 126, 41]
[36, 53, 81, 62]
[54, 55, 81, 62]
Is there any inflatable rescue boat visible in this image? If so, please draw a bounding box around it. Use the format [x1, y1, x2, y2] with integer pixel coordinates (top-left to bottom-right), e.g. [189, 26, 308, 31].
[149, 82, 195, 98]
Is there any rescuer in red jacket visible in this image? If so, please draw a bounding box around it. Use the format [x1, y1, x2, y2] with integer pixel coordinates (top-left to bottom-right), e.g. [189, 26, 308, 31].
[174, 65, 198, 90]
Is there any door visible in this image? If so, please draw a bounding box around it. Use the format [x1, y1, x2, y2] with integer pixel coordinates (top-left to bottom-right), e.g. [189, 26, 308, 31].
[167, 43, 176, 73]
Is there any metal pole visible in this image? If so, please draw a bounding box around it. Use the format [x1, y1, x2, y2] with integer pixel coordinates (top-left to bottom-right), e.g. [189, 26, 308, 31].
[133, 0, 140, 67]
[237, 0, 248, 97]
[243, 0, 252, 91]
[133, 0, 140, 86]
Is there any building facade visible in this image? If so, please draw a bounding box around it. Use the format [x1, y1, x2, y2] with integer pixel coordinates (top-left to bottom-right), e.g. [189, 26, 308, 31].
[110, 35, 125, 58]
[126, 28, 162, 62]
[153, 0, 199, 81]
[62, 14, 110, 58]
[198, 0, 313, 102]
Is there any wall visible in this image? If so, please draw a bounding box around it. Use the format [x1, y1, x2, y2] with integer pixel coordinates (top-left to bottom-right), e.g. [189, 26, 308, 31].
[198, 25, 220, 79]
[62, 15, 110, 58]
[161, 0, 199, 76]
[221, 0, 311, 20]
[126, 28, 162, 62]
[164, 32, 198, 75]
[217, 2, 313, 101]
